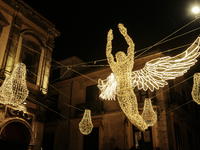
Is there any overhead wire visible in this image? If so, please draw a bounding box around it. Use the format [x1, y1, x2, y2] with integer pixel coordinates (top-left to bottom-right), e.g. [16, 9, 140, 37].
[5, 47, 195, 126]
[50, 25, 200, 69]
[49, 66, 72, 83]
[25, 44, 198, 125]
[2, 42, 193, 69]
[0, 21, 199, 70]
[134, 18, 198, 59]
[160, 100, 194, 118]
[0, 18, 199, 126]
[135, 26, 200, 54]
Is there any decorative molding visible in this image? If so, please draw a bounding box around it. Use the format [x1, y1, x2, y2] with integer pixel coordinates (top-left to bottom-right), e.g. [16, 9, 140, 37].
[2, 0, 60, 38]
[0, 111, 5, 121]
[6, 107, 33, 126]
[47, 38, 55, 49]
[0, 104, 5, 109]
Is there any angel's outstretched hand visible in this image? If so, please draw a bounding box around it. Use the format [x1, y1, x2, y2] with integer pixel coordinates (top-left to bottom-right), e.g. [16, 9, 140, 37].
[107, 29, 113, 41]
[118, 23, 127, 36]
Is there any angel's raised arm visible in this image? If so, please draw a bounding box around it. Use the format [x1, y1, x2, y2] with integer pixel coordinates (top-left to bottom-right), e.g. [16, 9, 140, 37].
[106, 29, 115, 65]
[118, 23, 135, 58]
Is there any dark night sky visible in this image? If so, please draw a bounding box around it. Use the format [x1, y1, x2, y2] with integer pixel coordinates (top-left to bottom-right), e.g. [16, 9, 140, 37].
[23, 0, 200, 67]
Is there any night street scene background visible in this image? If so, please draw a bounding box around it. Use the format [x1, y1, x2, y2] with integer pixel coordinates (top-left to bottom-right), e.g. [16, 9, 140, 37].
[1, 0, 200, 150]
[23, 0, 200, 62]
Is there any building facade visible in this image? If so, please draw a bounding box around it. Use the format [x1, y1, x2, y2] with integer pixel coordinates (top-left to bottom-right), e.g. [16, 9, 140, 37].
[48, 52, 200, 150]
[0, 0, 59, 149]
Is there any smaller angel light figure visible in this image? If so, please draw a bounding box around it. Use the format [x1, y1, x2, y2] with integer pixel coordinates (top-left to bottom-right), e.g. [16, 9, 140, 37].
[98, 23, 200, 131]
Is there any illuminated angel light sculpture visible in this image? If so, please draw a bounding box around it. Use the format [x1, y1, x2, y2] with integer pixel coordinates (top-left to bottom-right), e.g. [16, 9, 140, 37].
[0, 63, 29, 106]
[98, 23, 200, 131]
[191, 73, 200, 104]
[79, 109, 93, 135]
[141, 98, 157, 126]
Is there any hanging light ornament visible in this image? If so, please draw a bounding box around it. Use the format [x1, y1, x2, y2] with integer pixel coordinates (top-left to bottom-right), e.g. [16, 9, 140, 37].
[0, 76, 13, 105]
[142, 98, 157, 126]
[10, 63, 29, 106]
[98, 23, 200, 131]
[191, 73, 200, 104]
[0, 63, 29, 106]
[79, 109, 93, 135]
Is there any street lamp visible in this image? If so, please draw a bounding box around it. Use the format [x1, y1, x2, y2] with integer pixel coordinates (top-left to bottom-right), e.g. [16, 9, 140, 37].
[192, 6, 200, 14]
[192, 6, 200, 18]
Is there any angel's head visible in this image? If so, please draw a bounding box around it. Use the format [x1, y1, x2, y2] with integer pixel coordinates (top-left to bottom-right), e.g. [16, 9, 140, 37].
[115, 51, 127, 64]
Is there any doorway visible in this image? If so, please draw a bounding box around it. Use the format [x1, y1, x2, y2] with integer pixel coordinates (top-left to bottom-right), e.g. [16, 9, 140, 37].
[0, 122, 31, 150]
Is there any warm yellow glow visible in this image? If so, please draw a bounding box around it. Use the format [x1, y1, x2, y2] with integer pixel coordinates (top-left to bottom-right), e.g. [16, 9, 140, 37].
[192, 6, 200, 14]
[98, 23, 148, 131]
[141, 98, 157, 126]
[191, 73, 200, 104]
[98, 73, 117, 100]
[99, 36, 200, 96]
[131, 36, 200, 92]
[0, 63, 29, 106]
[98, 24, 200, 131]
[79, 109, 93, 135]
[0, 76, 13, 105]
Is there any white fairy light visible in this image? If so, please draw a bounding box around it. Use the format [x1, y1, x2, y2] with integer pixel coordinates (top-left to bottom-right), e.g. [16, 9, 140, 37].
[131, 37, 200, 92]
[0, 63, 29, 106]
[191, 73, 200, 104]
[98, 23, 200, 131]
[142, 98, 157, 126]
[79, 109, 93, 135]
[98, 73, 117, 100]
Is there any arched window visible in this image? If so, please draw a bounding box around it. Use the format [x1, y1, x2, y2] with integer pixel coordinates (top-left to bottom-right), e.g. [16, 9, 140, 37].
[19, 31, 44, 84]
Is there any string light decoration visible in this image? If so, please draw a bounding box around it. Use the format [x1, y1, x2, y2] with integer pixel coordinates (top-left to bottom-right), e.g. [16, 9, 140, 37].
[0, 76, 13, 105]
[141, 98, 157, 126]
[0, 63, 29, 106]
[191, 73, 200, 104]
[98, 23, 200, 131]
[79, 109, 93, 135]
[98, 73, 117, 100]
[98, 23, 148, 131]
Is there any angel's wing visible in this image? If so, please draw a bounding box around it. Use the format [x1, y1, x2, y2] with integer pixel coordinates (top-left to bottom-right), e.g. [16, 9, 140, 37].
[131, 37, 200, 92]
[97, 73, 117, 100]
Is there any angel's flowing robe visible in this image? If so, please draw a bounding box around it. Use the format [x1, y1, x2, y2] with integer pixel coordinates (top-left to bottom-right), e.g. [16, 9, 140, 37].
[107, 52, 148, 131]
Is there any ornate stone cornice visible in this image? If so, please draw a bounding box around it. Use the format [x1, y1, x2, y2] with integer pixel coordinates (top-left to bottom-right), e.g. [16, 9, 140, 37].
[2, 0, 60, 38]
[6, 107, 33, 125]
